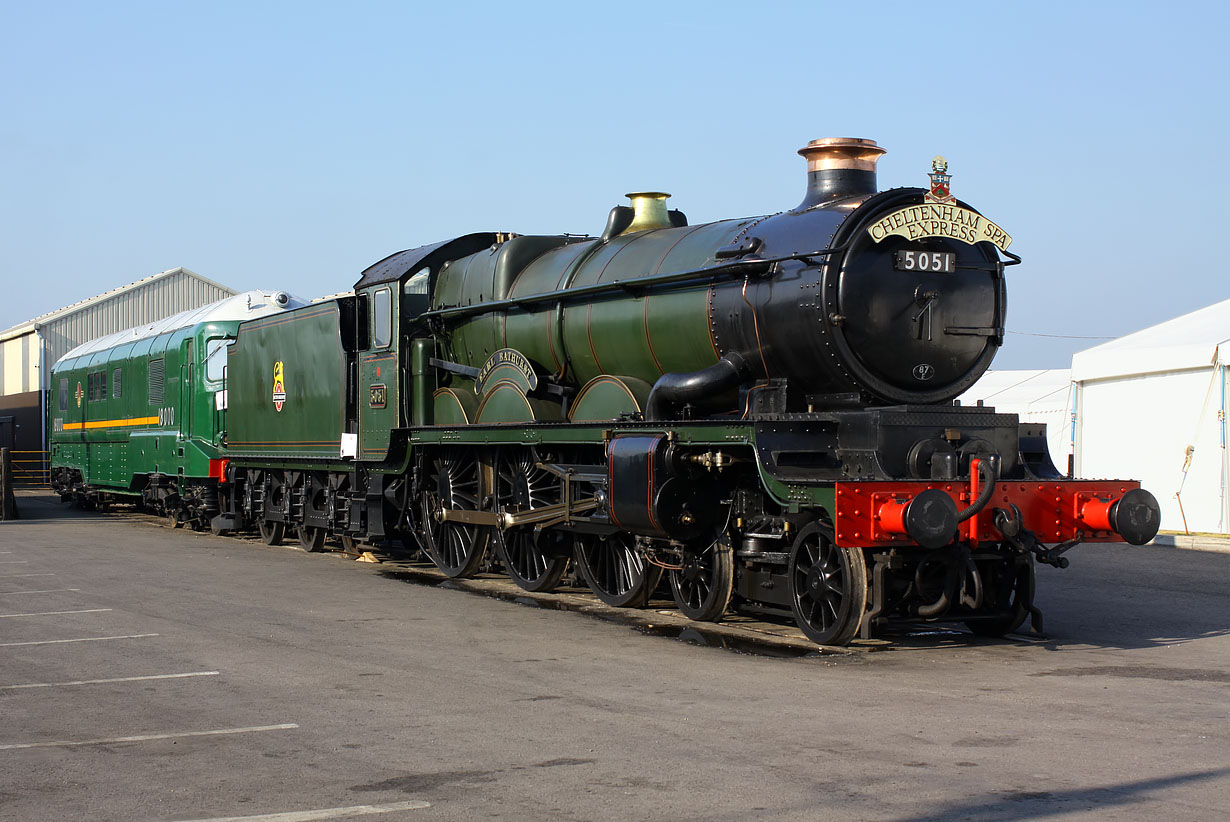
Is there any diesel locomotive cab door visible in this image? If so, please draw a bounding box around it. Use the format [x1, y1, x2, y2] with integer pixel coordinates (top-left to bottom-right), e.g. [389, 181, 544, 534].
[357, 286, 398, 461]
[178, 339, 193, 444]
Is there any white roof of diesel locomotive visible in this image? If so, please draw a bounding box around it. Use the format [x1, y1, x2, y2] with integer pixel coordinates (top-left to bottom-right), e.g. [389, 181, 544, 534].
[1071, 298, 1230, 381]
[55, 290, 309, 365]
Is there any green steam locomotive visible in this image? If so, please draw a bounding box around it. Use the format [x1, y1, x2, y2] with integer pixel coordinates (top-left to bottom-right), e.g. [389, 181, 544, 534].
[50, 138, 1159, 645]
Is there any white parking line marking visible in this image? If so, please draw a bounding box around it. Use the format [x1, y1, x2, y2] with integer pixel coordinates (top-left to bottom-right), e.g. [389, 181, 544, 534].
[0, 723, 299, 751]
[0, 633, 158, 647]
[0, 608, 111, 618]
[0, 588, 81, 596]
[0, 573, 55, 578]
[176, 800, 432, 821]
[2, 671, 219, 690]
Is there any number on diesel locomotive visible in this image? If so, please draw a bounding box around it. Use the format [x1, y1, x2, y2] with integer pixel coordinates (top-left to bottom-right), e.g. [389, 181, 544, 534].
[895, 249, 956, 273]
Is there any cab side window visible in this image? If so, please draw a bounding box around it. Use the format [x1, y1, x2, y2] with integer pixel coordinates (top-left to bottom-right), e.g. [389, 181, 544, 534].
[372, 287, 392, 348]
[403, 267, 430, 317]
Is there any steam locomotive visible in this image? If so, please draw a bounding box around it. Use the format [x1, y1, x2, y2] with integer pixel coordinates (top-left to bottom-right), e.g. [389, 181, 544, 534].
[49, 138, 1160, 646]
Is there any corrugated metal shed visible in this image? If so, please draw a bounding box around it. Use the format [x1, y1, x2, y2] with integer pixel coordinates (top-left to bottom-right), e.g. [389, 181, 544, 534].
[0, 267, 236, 396]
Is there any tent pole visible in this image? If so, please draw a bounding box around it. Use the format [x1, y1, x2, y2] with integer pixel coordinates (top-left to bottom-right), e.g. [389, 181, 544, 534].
[1068, 380, 1078, 478]
[1221, 364, 1227, 534]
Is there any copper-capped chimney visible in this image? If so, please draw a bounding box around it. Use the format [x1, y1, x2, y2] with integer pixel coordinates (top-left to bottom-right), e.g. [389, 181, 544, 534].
[796, 137, 886, 209]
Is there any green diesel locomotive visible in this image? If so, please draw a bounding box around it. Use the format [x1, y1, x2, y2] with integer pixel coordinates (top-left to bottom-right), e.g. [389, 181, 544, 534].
[53, 139, 1160, 645]
[49, 291, 304, 524]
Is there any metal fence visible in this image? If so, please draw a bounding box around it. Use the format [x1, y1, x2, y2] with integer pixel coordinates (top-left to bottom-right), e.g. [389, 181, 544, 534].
[11, 451, 49, 487]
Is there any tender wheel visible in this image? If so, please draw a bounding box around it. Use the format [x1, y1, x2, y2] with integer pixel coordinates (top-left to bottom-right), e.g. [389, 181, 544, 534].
[494, 450, 569, 592]
[258, 519, 285, 546]
[421, 448, 490, 578]
[297, 525, 327, 552]
[788, 522, 868, 646]
[965, 551, 1035, 637]
[166, 508, 181, 529]
[670, 538, 734, 622]
[574, 532, 662, 608]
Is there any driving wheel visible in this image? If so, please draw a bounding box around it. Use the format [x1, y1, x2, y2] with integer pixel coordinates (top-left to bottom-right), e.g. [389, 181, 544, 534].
[421, 448, 490, 578]
[575, 532, 662, 608]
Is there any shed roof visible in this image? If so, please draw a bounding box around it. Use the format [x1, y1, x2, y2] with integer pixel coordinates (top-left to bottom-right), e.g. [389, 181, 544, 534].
[0, 267, 235, 342]
[1071, 299, 1230, 382]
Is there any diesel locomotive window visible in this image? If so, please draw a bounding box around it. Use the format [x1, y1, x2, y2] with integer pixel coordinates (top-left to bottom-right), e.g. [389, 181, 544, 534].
[372, 287, 392, 348]
[204, 338, 229, 383]
[88, 370, 107, 401]
[59, 378, 68, 411]
[112, 368, 122, 398]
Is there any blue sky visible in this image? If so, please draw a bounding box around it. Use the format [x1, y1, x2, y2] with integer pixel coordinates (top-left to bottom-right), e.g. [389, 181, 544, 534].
[2, 0, 1226, 368]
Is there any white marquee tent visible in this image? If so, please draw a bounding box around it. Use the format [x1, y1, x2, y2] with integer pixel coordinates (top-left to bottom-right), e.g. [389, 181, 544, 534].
[958, 369, 1074, 474]
[1071, 299, 1229, 534]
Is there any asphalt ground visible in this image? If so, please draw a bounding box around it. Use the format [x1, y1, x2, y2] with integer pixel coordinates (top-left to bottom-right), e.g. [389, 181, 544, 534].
[0, 491, 1227, 822]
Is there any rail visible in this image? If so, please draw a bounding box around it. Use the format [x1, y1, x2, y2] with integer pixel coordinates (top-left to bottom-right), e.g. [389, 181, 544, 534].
[10, 450, 49, 487]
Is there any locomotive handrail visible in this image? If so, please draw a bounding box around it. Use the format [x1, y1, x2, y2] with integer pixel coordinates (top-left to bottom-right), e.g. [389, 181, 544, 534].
[417, 248, 845, 323]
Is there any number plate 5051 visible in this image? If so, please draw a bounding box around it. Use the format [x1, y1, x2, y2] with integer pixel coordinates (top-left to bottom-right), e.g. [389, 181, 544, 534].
[895, 250, 956, 273]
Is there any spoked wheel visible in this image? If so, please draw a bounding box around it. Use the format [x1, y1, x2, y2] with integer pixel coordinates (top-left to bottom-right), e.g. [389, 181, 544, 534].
[494, 450, 570, 592]
[421, 448, 490, 578]
[670, 538, 734, 622]
[297, 525, 327, 552]
[258, 519, 285, 546]
[965, 551, 1035, 637]
[788, 522, 868, 646]
[574, 532, 662, 608]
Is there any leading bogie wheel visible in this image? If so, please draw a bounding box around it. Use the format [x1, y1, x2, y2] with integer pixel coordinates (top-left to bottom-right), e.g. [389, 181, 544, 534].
[670, 538, 734, 622]
[965, 551, 1035, 637]
[574, 532, 662, 608]
[421, 448, 490, 578]
[788, 522, 868, 646]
